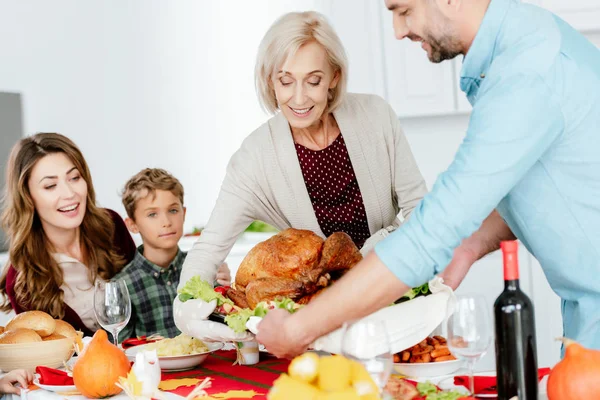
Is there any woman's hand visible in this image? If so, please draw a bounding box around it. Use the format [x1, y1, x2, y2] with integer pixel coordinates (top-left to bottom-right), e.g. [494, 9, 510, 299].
[0, 369, 33, 395]
[216, 262, 232, 286]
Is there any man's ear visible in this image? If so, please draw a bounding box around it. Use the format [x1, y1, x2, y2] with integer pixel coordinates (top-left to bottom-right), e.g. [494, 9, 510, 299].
[435, 0, 463, 17]
[125, 217, 139, 234]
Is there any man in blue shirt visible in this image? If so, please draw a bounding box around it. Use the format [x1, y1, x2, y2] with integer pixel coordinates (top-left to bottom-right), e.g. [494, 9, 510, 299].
[257, 0, 600, 358]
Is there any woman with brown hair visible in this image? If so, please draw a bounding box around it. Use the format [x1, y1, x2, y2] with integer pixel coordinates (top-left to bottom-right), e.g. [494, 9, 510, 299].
[0, 133, 136, 336]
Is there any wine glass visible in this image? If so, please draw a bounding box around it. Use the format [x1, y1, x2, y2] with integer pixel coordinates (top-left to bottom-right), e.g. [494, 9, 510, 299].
[94, 279, 131, 347]
[341, 320, 393, 396]
[446, 294, 492, 396]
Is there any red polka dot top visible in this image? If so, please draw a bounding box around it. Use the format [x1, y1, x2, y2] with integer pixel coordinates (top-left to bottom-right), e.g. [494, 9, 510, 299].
[295, 133, 371, 248]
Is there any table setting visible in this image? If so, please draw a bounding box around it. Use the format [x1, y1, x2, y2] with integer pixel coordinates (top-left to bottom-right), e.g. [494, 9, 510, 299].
[1, 232, 597, 400]
[1, 274, 558, 400]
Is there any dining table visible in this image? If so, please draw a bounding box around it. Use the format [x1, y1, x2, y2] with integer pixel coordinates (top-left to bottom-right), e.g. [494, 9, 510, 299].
[4, 350, 551, 400]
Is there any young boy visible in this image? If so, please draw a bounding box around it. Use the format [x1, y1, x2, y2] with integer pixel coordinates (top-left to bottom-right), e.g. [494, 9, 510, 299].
[116, 168, 230, 342]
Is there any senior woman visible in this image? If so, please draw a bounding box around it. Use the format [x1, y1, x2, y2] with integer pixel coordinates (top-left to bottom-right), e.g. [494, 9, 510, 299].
[176, 10, 427, 342]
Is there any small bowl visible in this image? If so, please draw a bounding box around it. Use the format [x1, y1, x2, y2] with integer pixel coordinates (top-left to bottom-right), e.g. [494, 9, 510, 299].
[393, 358, 465, 378]
[125, 341, 223, 371]
[0, 337, 75, 372]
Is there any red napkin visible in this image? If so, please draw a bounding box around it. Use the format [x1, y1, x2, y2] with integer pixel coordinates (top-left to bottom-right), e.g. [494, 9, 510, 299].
[122, 335, 160, 349]
[35, 366, 74, 386]
[454, 367, 551, 395]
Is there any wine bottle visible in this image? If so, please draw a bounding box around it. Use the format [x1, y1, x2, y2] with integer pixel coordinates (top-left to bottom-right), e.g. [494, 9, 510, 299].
[494, 240, 539, 400]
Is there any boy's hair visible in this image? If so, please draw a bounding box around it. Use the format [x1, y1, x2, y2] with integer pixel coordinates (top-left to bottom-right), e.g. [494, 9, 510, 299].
[122, 168, 184, 219]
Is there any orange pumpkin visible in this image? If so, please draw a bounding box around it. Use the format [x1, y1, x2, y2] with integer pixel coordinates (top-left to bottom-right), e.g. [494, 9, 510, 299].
[72, 330, 131, 398]
[547, 337, 600, 400]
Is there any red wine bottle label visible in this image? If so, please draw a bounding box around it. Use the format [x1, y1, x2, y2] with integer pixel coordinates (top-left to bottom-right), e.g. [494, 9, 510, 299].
[501, 240, 519, 280]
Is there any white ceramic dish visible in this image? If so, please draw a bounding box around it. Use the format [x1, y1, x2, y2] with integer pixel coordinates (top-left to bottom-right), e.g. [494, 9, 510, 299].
[393, 358, 465, 378]
[125, 341, 223, 371]
[32, 375, 77, 393]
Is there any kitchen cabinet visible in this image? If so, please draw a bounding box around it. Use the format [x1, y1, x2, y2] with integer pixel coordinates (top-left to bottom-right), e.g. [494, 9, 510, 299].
[380, 11, 457, 118]
[322, 0, 460, 118]
[375, 0, 600, 119]
[539, 0, 600, 32]
[321, 0, 387, 99]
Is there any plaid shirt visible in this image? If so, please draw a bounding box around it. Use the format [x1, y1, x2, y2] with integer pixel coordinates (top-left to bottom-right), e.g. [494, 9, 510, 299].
[115, 246, 186, 342]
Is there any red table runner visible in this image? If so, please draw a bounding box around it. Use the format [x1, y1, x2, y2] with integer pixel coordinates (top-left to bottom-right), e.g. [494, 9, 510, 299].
[161, 350, 290, 399]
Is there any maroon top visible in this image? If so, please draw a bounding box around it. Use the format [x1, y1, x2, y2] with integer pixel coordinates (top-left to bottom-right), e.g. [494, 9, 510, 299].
[295, 133, 371, 248]
[5, 209, 136, 336]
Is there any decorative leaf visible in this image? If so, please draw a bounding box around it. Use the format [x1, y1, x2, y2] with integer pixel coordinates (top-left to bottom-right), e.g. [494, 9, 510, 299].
[158, 378, 201, 391]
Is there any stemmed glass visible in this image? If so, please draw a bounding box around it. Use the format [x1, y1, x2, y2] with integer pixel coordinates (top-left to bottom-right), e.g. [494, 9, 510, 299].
[94, 279, 131, 347]
[341, 320, 393, 397]
[446, 294, 493, 396]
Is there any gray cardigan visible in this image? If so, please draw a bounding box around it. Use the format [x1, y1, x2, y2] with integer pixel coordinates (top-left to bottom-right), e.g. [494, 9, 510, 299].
[179, 93, 428, 288]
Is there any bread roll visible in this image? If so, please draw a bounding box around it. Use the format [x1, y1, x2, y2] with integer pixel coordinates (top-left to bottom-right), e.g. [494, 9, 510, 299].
[53, 320, 77, 339]
[0, 328, 43, 344]
[42, 333, 66, 341]
[6, 311, 56, 337]
[0, 326, 4, 335]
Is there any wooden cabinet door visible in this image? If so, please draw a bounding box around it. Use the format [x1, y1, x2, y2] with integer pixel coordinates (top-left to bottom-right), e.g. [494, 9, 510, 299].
[540, 0, 600, 32]
[321, 0, 387, 99]
[379, 2, 457, 118]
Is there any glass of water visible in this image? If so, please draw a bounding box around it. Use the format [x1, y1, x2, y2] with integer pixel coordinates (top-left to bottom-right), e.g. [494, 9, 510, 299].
[446, 294, 493, 395]
[341, 319, 393, 396]
[94, 279, 131, 347]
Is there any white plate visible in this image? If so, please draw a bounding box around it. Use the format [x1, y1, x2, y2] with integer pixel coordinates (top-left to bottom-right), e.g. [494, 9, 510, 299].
[393, 358, 465, 378]
[125, 341, 223, 371]
[32, 375, 77, 393]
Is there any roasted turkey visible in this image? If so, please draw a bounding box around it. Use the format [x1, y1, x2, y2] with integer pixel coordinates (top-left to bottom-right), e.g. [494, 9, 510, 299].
[227, 228, 363, 309]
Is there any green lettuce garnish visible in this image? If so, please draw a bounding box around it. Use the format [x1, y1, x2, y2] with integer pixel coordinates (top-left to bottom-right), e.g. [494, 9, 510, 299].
[405, 282, 431, 300]
[224, 298, 301, 333]
[177, 276, 233, 306]
[265, 297, 299, 313]
[245, 221, 278, 233]
[224, 308, 254, 333]
[395, 282, 431, 304]
[416, 382, 466, 399]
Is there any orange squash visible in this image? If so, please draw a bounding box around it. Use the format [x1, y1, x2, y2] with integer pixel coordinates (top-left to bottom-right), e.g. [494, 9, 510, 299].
[72, 330, 131, 398]
[547, 337, 600, 400]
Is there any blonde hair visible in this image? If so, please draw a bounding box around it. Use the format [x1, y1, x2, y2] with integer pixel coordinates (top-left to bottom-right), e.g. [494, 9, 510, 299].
[0, 133, 125, 317]
[255, 11, 349, 115]
[121, 168, 184, 219]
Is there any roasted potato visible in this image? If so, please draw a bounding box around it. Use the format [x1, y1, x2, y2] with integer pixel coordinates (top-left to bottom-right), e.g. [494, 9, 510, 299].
[394, 335, 457, 364]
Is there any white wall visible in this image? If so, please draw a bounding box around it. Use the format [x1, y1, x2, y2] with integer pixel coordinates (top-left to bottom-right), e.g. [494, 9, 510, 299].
[0, 1, 329, 235]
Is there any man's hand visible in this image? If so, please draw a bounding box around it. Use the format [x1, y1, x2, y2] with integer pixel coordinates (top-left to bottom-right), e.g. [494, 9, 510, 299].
[256, 309, 309, 359]
[439, 210, 514, 289]
[0, 369, 33, 395]
[216, 262, 231, 286]
[439, 246, 478, 290]
[257, 252, 408, 358]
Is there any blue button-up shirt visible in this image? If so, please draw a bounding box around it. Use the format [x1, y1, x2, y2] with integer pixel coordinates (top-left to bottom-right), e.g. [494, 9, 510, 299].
[376, 0, 600, 350]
